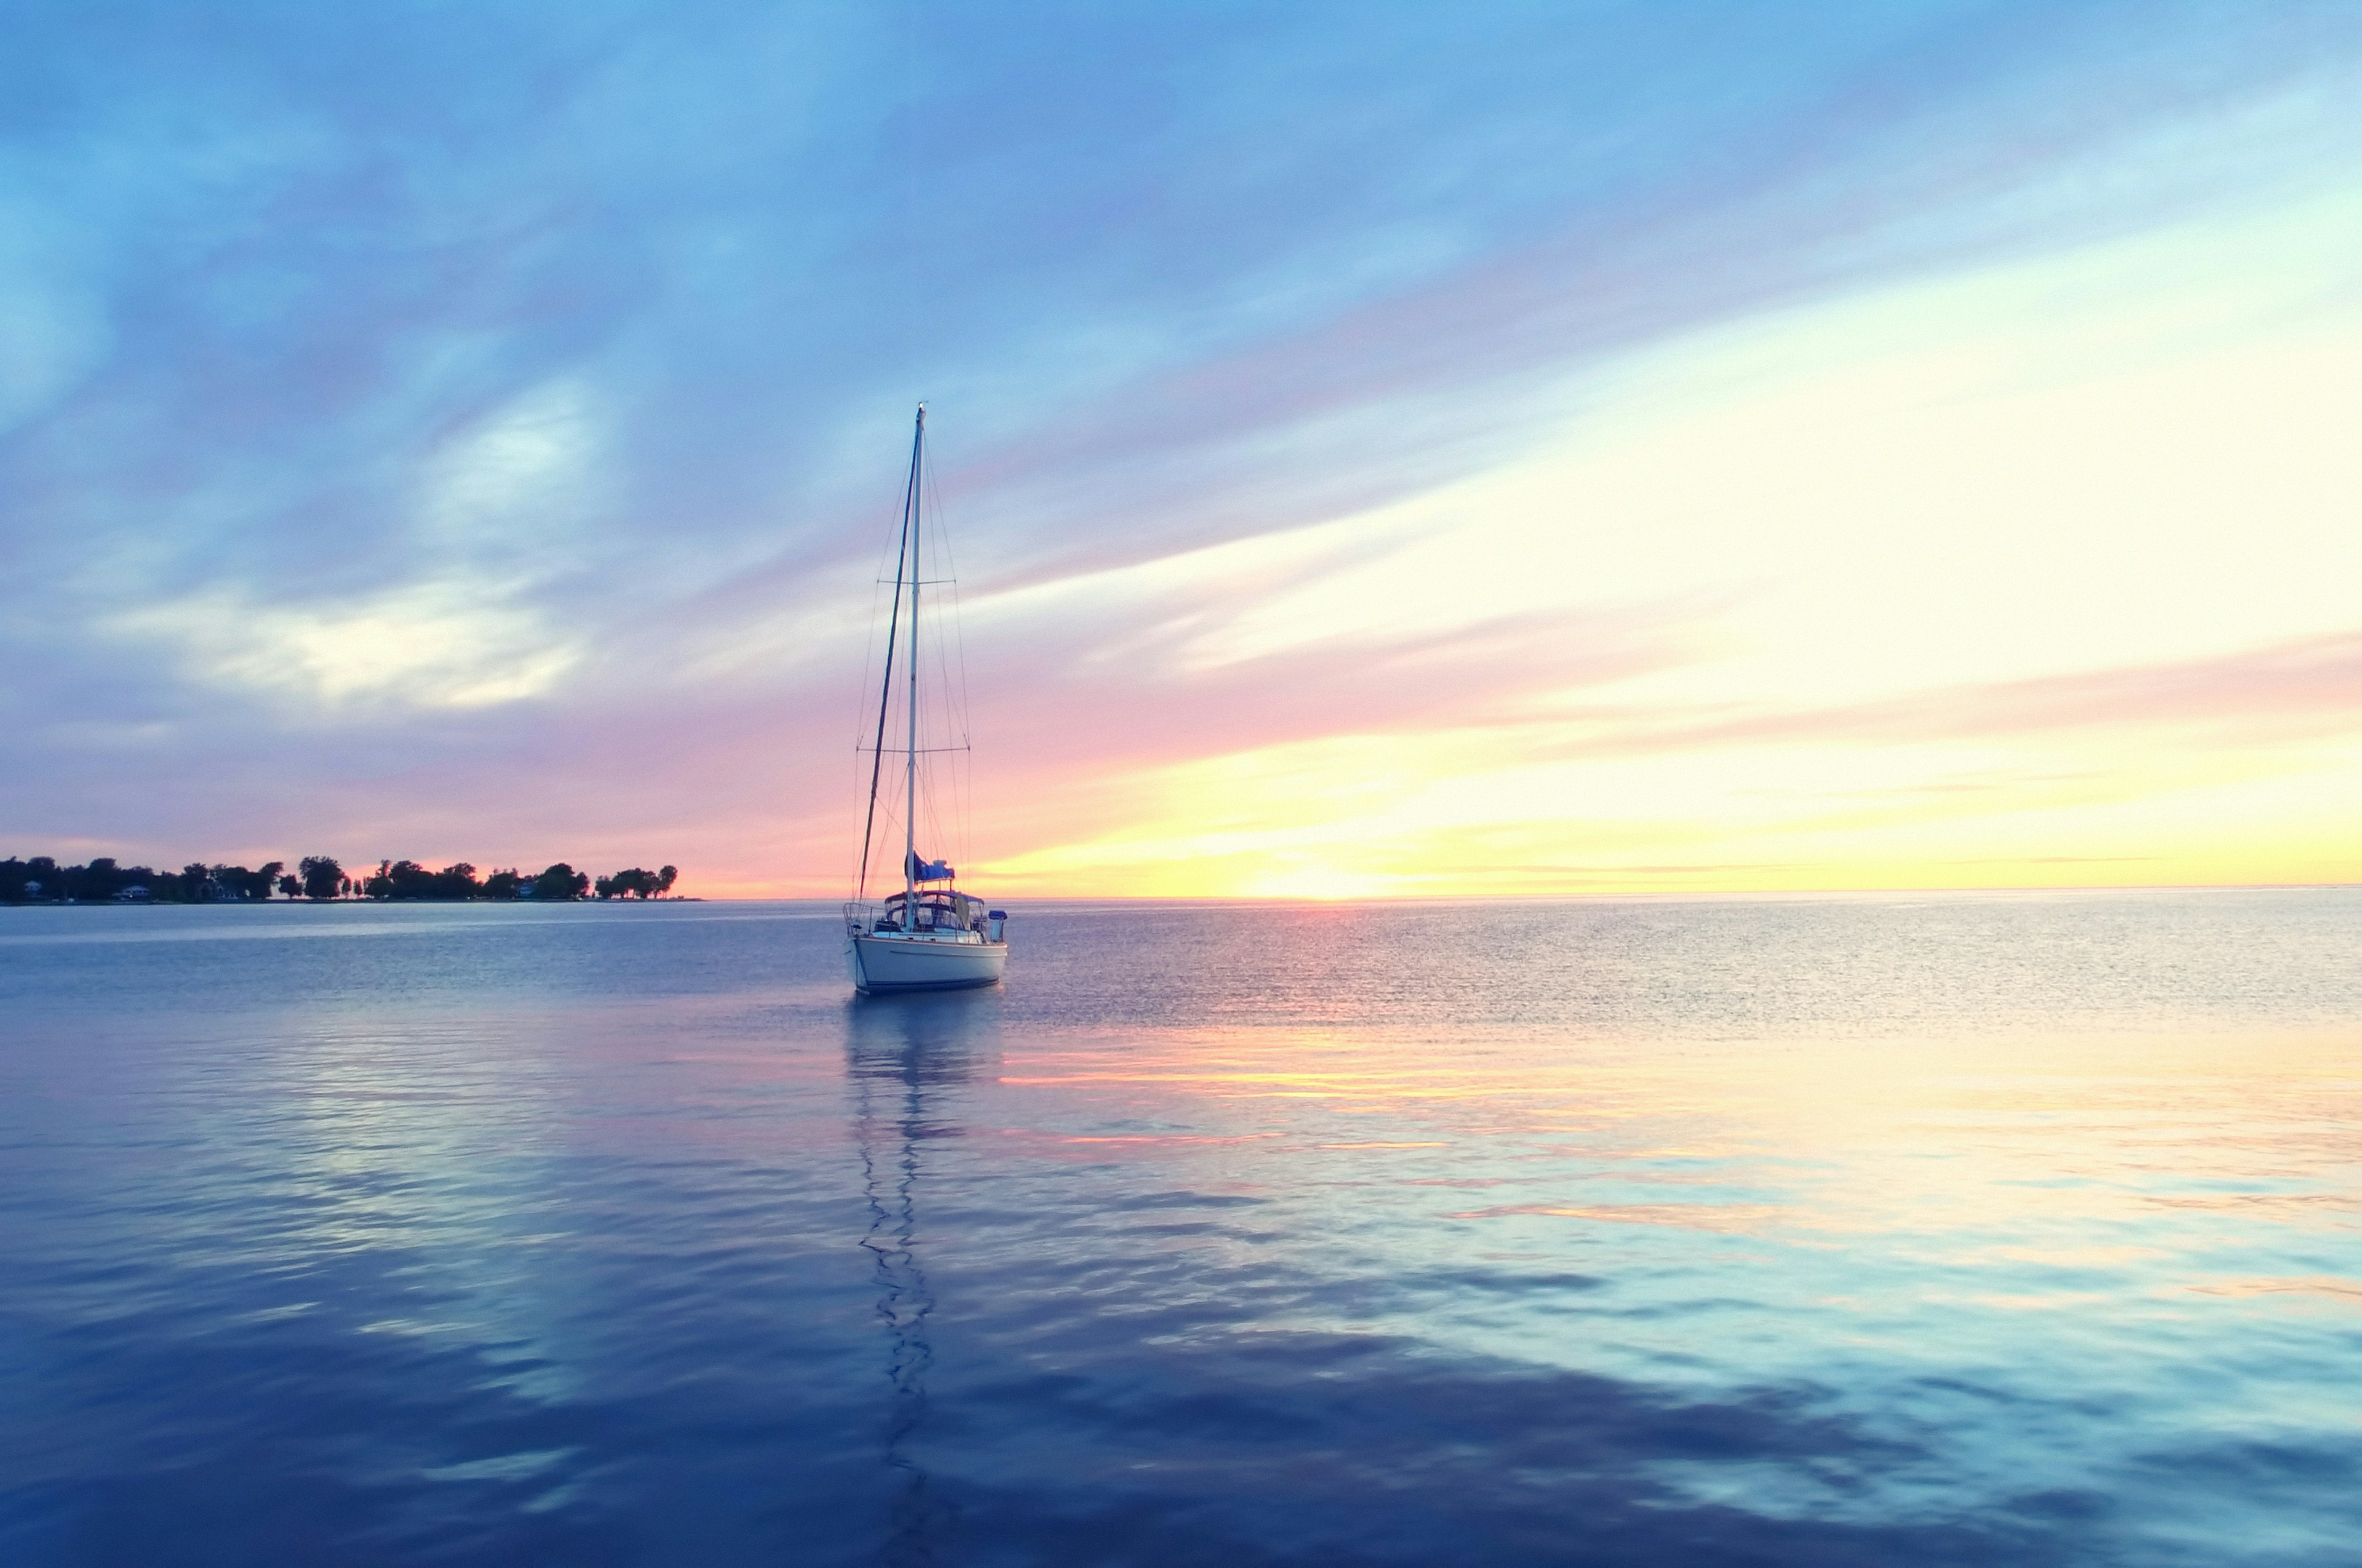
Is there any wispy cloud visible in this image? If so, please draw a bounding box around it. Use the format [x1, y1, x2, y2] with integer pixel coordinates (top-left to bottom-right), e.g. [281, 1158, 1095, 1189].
[4, 2, 2360, 891]
[1548, 631, 2362, 760]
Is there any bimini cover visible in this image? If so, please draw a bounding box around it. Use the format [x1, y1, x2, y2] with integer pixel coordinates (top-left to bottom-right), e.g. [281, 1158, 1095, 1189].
[905, 852, 955, 882]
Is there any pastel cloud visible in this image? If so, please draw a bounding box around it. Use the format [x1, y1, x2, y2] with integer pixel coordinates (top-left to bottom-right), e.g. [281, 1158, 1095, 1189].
[2, 3, 2358, 894]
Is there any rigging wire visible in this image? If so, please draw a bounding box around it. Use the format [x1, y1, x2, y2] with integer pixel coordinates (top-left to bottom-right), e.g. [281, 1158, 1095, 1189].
[920, 436, 976, 880]
[854, 412, 922, 901]
[848, 468, 907, 899]
[918, 456, 957, 883]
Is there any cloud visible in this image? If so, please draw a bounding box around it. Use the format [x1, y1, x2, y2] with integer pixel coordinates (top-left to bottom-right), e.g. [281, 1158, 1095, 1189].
[0, 223, 111, 436]
[6, 2, 2362, 892]
[1605, 632, 2362, 757]
[416, 379, 603, 568]
[106, 580, 583, 712]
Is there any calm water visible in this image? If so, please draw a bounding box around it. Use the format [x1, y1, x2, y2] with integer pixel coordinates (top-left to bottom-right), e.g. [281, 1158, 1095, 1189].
[2, 891, 2359, 1566]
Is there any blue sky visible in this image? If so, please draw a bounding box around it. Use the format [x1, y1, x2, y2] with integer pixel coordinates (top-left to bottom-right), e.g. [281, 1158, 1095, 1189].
[4, 2, 2359, 892]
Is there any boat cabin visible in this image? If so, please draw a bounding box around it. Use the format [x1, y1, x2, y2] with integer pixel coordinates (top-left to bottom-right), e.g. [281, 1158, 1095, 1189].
[844, 889, 996, 937]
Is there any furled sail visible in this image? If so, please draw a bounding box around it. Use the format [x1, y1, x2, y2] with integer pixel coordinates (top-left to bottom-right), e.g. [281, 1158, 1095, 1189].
[906, 851, 955, 883]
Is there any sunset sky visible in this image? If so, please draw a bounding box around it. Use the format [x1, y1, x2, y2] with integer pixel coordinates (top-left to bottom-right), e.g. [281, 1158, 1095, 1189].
[4, 2, 2358, 897]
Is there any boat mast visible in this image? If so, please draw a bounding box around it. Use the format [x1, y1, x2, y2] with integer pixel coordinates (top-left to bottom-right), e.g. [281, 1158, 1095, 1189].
[904, 404, 925, 922]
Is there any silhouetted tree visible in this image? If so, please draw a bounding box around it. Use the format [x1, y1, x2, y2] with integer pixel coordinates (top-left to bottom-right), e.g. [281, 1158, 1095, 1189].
[4, 851, 668, 904]
[428, 863, 480, 899]
[600, 867, 655, 899]
[531, 863, 587, 901]
[367, 861, 483, 901]
[2, 858, 196, 901]
[66, 858, 125, 901]
[205, 863, 281, 901]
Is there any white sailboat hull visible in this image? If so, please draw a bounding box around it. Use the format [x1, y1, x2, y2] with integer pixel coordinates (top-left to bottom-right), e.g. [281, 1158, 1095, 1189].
[847, 932, 1009, 994]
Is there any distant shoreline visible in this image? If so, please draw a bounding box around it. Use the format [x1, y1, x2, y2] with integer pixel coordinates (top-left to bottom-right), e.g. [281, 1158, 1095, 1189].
[2, 856, 682, 905]
[0, 897, 707, 907]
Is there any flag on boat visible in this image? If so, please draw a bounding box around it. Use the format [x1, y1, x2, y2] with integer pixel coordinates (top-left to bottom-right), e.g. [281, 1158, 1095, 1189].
[907, 852, 955, 882]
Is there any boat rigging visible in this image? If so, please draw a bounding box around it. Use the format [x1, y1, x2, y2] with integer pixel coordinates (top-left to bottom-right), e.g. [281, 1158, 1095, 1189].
[842, 405, 1009, 994]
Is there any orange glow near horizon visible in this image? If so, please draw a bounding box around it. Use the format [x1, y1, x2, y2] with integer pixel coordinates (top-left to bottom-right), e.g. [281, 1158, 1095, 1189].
[707, 191, 2362, 903]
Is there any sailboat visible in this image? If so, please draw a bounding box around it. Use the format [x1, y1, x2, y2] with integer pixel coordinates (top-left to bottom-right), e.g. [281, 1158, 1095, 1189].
[843, 405, 1010, 994]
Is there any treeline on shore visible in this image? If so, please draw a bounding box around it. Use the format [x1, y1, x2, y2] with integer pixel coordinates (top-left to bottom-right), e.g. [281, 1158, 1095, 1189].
[1, 855, 680, 905]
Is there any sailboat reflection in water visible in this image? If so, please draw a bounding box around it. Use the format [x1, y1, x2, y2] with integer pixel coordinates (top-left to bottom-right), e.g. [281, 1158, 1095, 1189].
[846, 992, 993, 1564]
[843, 405, 1009, 994]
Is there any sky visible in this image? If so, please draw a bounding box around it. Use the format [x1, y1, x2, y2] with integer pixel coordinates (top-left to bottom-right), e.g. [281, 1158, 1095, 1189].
[2, 1, 2358, 898]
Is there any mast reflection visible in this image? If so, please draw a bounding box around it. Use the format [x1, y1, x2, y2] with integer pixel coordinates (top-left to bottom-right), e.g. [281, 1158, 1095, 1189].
[846, 989, 996, 1567]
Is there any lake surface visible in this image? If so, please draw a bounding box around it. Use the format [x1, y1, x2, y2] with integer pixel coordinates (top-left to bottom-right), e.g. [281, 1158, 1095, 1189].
[2, 891, 2359, 1566]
